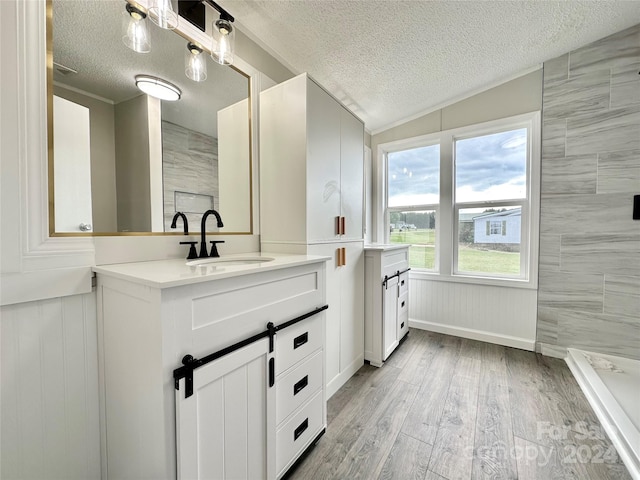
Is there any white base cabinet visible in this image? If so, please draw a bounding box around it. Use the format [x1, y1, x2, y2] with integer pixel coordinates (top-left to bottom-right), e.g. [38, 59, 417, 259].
[364, 245, 410, 367]
[94, 258, 327, 480]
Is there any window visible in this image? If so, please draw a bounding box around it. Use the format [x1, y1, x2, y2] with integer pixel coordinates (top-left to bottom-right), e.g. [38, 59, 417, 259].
[454, 127, 529, 278]
[387, 144, 439, 270]
[381, 112, 540, 286]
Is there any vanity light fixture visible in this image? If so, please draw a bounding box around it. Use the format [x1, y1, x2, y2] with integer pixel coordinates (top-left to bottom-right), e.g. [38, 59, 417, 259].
[185, 42, 207, 82]
[122, 3, 151, 53]
[135, 75, 182, 101]
[148, 0, 178, 30]
[180, 0, 236, 66]
[211, 13, 235, 65]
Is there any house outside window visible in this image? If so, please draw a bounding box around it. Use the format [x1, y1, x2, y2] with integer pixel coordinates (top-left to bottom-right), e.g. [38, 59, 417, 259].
[381, 111, 540, 287]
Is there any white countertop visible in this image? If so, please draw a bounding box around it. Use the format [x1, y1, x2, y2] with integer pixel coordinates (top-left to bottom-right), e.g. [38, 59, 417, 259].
[92, 252, 330, 288]
[364, 243, 410, 252]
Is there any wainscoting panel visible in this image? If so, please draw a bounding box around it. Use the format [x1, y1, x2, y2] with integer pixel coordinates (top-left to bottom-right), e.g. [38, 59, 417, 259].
[0, 293, 101, 479]
[408, 278, 537, 350]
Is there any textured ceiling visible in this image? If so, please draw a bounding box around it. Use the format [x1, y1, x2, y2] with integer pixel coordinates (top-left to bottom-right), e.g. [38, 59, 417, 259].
[222, 0, 640, 133]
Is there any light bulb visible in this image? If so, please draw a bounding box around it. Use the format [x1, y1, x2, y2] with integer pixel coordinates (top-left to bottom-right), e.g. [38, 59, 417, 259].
[122, 4, 150, 53]
[185, 43, 207, 82]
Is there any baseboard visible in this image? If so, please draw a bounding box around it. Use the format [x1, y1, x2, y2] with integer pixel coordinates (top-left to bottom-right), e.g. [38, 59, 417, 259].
[536, 342, 568, 359]
[326, 354, 364, 399]
[409, 319, 535, 351]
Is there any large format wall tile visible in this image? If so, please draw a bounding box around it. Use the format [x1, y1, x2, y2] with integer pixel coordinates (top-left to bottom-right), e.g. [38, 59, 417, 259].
[569, 25, 640, 77]
[597, 149, 640, 194]
[540, 154, 597, 194]
[541, 118, 566, 159]
[557, 309, 640, 360]
[611, 62, 640, 108]
[604, 274, 640, 318]
[543, 53, 568, 86]
[538, 234, 561, 271]
[565, 106, 640, 156]
[561, 233, 640, 276]
[538, 271, 604, 313]
[540, 193, 634, 235]
[542, 70, 610, 120]
[536, 306, 559, 344]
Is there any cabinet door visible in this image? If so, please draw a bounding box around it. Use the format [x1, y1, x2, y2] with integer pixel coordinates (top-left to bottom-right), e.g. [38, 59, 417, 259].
[383, 276, 399, 361]
[340, 243, 364, 372]
[339, 108, 364, 241]
[176, 338, 275, 480]
[307, 244, 341, 386]
[307, 80, 342, 242]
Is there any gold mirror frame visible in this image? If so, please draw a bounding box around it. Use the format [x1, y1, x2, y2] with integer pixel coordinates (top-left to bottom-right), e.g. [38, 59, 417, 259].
[46, 0, 253, 237]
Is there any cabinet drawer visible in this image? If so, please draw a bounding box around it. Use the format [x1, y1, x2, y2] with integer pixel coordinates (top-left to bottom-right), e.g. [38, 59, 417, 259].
[276, 313, 323, 375]
[276, 350, 323, 425]
[276, 390, 324, 476]
[398, 271, 409, 296]
[398, 291, 409, 337]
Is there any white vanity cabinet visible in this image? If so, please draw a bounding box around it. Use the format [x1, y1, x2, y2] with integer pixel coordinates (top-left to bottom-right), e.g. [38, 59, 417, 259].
[364, 245, 410, 367]
[93, 255, 328, 480]
[260, 73, 365, 398]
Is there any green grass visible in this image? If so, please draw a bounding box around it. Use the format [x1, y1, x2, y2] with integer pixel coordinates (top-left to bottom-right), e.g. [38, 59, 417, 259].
[389, 229, 520, 275]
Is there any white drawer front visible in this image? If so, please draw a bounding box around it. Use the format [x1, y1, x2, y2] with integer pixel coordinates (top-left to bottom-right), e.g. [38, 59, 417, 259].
[398, 290, 409, 337]
[276, 390, 324, 476]
[276, 313, 324, 375]
[276, 350, 323, 425]
[398, 271, 409, 296]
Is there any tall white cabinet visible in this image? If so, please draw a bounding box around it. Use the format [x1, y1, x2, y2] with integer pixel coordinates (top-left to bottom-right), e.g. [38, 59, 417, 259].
[260, 73, 365, 397]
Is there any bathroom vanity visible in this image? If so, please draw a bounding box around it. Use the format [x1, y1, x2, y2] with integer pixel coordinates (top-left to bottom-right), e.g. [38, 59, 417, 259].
[93, 253, 329, 480]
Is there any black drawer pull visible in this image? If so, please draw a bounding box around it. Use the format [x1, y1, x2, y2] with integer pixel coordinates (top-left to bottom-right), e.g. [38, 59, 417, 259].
[294, 375, 309, 396]
[293, 332, 308, 349]
[401, 280, 405, 286]
[401, 322, 405, 329]
[401, 301, 405, 308]
[294, 418, 309, 441]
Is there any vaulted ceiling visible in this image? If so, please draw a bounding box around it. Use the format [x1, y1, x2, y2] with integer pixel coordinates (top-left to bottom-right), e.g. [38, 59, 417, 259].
[223, 0, 640, 132]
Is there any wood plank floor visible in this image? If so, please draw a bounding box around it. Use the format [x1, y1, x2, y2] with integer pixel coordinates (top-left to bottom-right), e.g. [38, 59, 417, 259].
[288, 329, 631, 480]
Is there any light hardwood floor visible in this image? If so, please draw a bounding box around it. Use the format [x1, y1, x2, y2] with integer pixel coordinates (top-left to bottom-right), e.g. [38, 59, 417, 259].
[288, 329, 631, 480]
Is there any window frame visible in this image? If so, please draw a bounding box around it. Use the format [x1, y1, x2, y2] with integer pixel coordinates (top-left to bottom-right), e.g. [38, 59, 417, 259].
[378, 111, 541, 290]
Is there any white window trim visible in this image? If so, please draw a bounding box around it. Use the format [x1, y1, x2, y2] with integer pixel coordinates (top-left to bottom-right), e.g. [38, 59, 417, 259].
[378, 111, 541, 290]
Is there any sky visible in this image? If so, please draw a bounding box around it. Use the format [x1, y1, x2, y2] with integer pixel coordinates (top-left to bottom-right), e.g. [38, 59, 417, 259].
[388, 128, 527, 207]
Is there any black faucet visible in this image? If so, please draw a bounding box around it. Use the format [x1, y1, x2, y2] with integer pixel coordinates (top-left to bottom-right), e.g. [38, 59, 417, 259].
[200, 209, 224, 257]
[170, 212, 189, 234]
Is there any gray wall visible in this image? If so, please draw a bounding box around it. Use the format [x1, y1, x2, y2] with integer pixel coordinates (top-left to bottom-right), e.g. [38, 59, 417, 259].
[537, 24, 640, 359]
[114, 95, 152, 232]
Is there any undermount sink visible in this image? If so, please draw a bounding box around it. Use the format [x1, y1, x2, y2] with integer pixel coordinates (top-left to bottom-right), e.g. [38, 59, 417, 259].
[186, 256, 275, 267]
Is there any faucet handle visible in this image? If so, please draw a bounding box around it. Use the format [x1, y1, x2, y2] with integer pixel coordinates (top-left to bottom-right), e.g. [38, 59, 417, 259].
[179, 241, 198, 260]
[209, 240, 225, 258]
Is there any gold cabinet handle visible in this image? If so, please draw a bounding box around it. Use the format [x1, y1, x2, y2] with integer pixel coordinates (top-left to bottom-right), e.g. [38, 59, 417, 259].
[340, 216, 346, 236]
[335, 216, 341, 235]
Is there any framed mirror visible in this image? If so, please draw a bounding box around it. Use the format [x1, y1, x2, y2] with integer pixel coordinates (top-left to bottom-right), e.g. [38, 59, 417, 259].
[49, 0, 252, 235]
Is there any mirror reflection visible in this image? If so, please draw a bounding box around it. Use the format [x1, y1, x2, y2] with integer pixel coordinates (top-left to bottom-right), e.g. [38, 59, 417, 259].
[51, 0, 251, 234]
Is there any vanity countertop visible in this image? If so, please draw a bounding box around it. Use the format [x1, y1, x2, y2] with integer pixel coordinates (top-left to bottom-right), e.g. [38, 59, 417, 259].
[92, 252, 330, 289]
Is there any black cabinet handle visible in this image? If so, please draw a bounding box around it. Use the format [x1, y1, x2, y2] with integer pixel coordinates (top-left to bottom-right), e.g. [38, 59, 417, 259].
[293, 375, 308, 396]
[401, 301, 405, 308]
[401, 280, 405, 286]
[294, 418, 309, 441]
[401, 322, 405, 329]
[293, 332, 308, 349]
[268, 358, 275, 388]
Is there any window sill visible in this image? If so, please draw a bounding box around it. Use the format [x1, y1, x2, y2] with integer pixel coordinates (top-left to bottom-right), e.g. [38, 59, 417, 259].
[409, 269, 538, 290]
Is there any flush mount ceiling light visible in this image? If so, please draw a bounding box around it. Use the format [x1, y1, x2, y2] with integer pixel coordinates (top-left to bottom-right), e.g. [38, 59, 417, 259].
[122, 3, 150, 53]
[185, 42, 208, 82]
[135, 75, 181, 101]
[148, 0, 178, 30]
